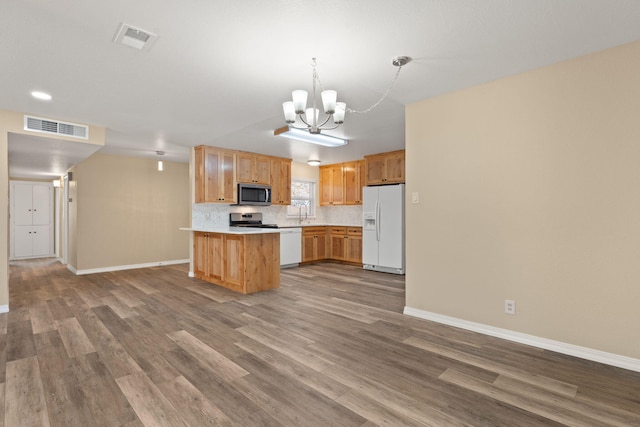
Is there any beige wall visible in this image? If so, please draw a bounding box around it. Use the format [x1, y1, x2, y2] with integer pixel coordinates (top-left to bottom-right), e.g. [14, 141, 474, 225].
[406, 40, 640, 359]
[70, 152, 190, 271]
[1, 109, 105, 308]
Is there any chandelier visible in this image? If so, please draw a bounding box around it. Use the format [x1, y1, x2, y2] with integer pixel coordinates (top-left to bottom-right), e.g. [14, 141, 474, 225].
[282, 58, 345, 135]
[278, 56, 411, 147]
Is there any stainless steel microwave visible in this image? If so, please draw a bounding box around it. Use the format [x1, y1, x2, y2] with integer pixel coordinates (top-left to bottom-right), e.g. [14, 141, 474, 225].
[237, 183, 271, 206]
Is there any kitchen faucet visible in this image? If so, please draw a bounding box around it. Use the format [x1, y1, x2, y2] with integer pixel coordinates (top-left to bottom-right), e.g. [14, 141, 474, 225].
[298, 205, 308, 224]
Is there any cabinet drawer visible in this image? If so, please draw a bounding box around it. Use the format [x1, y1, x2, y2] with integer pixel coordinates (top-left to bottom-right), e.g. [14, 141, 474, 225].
[329, 227, 347, 235]
[346, 227, 362, 236]
[303, 226, 327, 235]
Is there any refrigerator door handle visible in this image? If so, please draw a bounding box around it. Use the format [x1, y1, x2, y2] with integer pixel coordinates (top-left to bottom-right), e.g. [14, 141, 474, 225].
[375, 200, 380, 241]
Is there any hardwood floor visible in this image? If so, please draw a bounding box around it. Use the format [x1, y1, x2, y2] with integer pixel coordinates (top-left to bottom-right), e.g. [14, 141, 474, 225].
[2, 259, 640, 426]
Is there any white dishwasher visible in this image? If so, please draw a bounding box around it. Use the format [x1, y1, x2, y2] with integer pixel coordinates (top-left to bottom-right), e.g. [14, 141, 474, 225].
[279, 228, 302, 268]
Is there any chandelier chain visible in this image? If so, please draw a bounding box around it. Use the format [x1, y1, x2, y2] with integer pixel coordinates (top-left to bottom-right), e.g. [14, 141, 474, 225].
[314, 60, 406, 114]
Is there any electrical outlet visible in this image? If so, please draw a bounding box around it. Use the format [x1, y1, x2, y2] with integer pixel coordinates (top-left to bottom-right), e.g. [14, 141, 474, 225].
[504, 299, 516, 315]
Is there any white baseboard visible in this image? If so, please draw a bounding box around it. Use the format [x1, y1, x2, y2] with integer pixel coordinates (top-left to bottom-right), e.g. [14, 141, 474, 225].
[403, 306, 640, 373]
[67, 264, 78, 274]
[0, 304, 8, 314]
[72, 259, 190, 276]
[188, 271, 195, 278]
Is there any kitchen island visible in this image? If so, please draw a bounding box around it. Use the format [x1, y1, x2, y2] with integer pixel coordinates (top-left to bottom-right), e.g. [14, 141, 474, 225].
[181, 227, 280, 294]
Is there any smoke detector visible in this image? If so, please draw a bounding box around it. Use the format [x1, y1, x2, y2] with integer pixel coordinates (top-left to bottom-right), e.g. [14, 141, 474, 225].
[113, 23, 157, 51]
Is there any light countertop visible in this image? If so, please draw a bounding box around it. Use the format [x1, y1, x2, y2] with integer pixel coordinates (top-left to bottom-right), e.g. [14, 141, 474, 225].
[179, 227, 281, 235]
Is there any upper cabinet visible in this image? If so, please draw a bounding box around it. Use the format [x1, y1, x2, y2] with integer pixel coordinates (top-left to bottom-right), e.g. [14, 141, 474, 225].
[237, 153, 271, 184]
[195, 145, 292, 205]
[195, 146, 237, 203]
[364, 150, 405, 185]
[270, 157, 292, 205]
[319, 160, 364, 206]
[343, 160, 365, 205]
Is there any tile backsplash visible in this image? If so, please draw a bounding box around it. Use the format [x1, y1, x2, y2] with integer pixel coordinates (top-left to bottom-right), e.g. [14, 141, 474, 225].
[192, 203, 363, 229]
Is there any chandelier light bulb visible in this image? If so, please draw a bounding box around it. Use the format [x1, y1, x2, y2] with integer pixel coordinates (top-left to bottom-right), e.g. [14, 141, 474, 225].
[321, 90, 337, 114]
[292, 90, 308, 114]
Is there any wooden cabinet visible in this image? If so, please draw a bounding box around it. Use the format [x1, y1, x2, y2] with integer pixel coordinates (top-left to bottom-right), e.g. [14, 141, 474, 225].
[302, 227, 328, 262]
[320, 160, 364, 206]
[195, 146, 237, 203]
[343, 160, 365, 205]
[270, 157, 292, 205]
[237, 153, 271, 184]
[320, 165, 344, 205]
[328, 226, 362, 264]
[194, 231, 279, 294]
[364, 150, 405, 185]
[345, 227, 363, 264]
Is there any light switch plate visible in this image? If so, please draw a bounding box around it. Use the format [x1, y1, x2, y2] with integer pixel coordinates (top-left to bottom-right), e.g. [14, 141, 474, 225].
[411, 192, 419, 204]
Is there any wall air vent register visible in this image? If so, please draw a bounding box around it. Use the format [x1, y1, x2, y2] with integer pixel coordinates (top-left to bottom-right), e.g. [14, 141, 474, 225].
[24, 115, 89, 140]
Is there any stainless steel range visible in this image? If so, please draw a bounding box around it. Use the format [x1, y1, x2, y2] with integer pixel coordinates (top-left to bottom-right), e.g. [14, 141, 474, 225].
[229, 212, 278, 229]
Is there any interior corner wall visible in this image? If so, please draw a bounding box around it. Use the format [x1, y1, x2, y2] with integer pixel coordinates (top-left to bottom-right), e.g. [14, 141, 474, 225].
[405, 40, 640, 360]
[70, 152, 190, 271]
[0, 128, 8, 309]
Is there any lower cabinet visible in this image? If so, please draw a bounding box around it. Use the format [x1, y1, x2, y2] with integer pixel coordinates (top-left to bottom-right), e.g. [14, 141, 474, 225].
[302, 227, 328, 262]
[194, 231, 279, 293]
[329, 227, 362, 264]
[303, 226, 362, 265]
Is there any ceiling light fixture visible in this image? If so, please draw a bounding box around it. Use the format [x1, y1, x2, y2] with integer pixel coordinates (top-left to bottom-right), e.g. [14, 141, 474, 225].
[31, 91, 52, 101]
[278, 56, 411, 146]
[307, 160, 321, 166]
[282, 58, 345, 136]
[156, 151, 165, 171]
[274, 126, 347, 147]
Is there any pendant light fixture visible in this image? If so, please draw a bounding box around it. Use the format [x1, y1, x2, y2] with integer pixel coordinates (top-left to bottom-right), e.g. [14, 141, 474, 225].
[277, 56, 411, 147]
[282, 58, 344, 135]
[156, 151, 164, 171]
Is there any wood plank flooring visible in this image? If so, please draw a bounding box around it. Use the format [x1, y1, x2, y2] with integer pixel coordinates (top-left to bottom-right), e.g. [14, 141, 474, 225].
[3, 258, 640, 426]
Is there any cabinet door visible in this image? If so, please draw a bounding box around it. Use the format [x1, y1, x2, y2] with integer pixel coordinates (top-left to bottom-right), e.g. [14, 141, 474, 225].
[330, 234, 346, 260]
[31, 225, 50, 257]
[343, 162, 364, 205]
[270, 158, 291, 205]
[319, 167, 333, 205]
[315, 233, 328, 260]
[14, 226, 33, 258]
[14, 184, 33, 226]
[254, 156, 271, 185]
[208, 233, 224, 281]
[224, 235, 244, 290]
[194, 232, 208, 278]
[384, 152, 405, 183]
[237, 154, 271, 184]
[220, 151, 237, 203]
[236, 154, 254, 183]
[366, 155, 386, 185]
[330, 165, 344, 205]
[204, 149, 222, 202]
[302, 234, 316, 262]
[32, 184, 51, 225]
[345, 235, 362, 263]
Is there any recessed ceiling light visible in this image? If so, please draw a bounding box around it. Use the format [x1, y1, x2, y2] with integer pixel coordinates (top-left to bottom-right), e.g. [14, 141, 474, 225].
[31, 91, 52, 101]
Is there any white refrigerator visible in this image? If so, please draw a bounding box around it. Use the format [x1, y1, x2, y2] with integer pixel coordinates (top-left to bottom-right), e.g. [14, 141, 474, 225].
[362, 184, 405, 274]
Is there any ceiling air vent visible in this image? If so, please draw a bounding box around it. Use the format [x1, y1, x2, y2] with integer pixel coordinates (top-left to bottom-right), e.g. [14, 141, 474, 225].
[113, 23, 157, 51]
[24, 115, 89, 140]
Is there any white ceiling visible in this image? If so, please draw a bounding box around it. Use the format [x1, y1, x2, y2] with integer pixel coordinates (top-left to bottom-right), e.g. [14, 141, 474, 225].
[2, 0, 640, 178]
